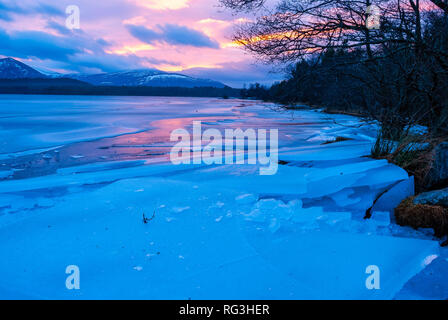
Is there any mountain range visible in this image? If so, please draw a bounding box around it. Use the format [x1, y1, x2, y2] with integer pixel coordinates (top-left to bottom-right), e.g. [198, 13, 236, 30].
[0, 58, 227, 88]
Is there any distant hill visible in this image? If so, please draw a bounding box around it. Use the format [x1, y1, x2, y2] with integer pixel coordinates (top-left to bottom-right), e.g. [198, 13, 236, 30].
[0, 58, 237, 97]
[0, 58, 46, 79]
[0, 57, 227, 88]
[68, 70, 227, 88]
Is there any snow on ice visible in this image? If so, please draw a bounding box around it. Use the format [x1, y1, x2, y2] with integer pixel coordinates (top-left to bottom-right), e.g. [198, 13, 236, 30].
[0, 95, 445, 299]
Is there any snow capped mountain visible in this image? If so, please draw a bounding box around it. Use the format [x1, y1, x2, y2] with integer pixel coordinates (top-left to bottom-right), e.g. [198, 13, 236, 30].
[0, 58, 227, 88]
[0, 58, 46, 79]
[69, 69, 227, 88]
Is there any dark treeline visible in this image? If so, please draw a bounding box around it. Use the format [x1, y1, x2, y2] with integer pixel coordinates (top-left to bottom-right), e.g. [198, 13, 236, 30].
[223, 0, 448, 136]
[241, 10, 448, 139]
[244, 20, 448, 139]
[0, 79, 241, 98]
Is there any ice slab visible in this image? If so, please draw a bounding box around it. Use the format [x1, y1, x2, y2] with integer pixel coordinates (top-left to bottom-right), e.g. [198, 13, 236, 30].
[372, 177, 415, 214]
[241, 229, 439, 299]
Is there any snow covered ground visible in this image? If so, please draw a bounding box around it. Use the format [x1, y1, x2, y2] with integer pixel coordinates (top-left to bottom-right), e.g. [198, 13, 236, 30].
[0, 95, 446, 300]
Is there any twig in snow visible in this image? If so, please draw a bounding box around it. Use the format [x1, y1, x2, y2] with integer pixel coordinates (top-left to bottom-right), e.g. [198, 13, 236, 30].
[143, 210, 156, 224]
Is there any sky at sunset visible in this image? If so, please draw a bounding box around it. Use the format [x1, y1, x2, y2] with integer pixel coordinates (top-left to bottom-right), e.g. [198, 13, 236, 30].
[0, 0, 283, 87]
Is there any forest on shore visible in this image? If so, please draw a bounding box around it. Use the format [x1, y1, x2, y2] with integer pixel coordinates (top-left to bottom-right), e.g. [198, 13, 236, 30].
[0, 79, 240, 98]
[228, 0, 448, 191]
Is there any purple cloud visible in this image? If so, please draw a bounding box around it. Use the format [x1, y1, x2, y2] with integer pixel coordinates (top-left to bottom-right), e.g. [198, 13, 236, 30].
[126, 23, 220, 49]
[0, 1, 63, 21]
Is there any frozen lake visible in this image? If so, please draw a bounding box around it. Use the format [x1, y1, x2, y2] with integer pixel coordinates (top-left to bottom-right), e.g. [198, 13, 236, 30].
[0, 95, 445, 299]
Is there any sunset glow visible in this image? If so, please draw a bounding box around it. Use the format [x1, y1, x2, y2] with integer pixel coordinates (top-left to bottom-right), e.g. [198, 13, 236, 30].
[0, 0, 282, 87]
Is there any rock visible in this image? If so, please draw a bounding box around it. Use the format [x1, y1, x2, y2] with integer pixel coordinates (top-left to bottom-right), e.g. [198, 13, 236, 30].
[426, 142, 448, 188]
[395, 197, 448, 238]
[414, 187, 448, 207]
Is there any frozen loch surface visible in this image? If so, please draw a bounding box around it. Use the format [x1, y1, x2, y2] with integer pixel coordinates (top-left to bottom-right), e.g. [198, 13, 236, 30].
[0, 95, 445, 299]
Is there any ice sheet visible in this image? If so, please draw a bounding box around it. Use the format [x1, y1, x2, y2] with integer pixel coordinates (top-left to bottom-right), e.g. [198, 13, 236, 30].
[0, 96, 444, 299]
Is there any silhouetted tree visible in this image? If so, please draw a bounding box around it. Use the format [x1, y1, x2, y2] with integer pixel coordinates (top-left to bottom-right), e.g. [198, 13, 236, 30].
[222, 0, 448, 137]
